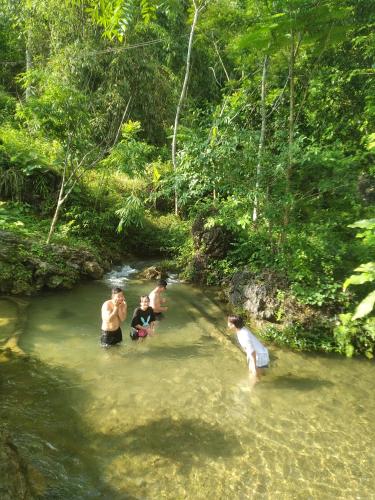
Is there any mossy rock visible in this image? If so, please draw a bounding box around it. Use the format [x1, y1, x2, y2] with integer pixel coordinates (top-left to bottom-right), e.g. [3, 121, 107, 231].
[137, 266, 168, 280]
[0, 230, 105, 294]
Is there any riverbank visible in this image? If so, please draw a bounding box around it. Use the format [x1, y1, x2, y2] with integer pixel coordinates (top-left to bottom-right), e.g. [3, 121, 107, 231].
[0, 200, 188, 296]
[0, 229, 111, 296]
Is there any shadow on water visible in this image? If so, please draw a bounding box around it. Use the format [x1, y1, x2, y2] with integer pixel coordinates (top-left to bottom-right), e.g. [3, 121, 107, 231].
[135, 343, 216, 360]
[104, 417, 243, 472]
[266, 374, 334, 391]
[55, 308, 77, 320]
[0, 356, 134, 500]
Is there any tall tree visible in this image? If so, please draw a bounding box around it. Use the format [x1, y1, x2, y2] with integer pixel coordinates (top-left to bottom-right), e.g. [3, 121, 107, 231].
[171, 0, 207, 215]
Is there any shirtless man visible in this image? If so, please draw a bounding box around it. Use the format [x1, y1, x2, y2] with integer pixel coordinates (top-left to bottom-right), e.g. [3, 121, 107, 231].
[101, 287, 127, 346]
[149, 279, 168, 318]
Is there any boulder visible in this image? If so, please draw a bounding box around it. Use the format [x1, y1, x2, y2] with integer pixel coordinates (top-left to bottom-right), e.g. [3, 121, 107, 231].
[137, 266, 168, 280]
[192, 210, 233, 259]
[82, 260, 104, 279]
[188, 209, 234, 282]
[0, 230, 105, 295]
[227, 269, 286, 321]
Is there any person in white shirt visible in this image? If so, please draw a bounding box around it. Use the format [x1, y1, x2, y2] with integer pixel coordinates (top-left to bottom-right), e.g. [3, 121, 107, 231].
[227, 315, 269, 382]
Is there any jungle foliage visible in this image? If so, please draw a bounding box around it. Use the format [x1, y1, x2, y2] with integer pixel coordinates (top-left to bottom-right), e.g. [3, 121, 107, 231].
[0, 0, 374, 355]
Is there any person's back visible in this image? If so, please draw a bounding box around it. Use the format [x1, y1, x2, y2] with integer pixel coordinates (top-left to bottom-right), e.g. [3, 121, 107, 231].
[236, 326, 269, 368]
[149, 279, 168, 315]
[227, 315, 269, 382]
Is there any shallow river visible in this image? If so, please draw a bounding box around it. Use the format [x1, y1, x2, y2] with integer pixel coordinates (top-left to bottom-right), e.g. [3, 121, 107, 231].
[1, 266, 375, 499]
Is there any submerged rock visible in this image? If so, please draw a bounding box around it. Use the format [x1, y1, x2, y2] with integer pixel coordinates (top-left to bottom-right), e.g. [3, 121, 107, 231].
[0, 298, 18, 341]
[0, 297, 29, 360]
[0, 429, 46, 499]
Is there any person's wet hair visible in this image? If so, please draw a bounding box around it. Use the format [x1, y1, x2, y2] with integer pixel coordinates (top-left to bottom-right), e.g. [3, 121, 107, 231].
[228, 315, 244, 329]
[158, 279, 168, 288]
[111, 287, 123, 296]
[140, 295, 150, 301]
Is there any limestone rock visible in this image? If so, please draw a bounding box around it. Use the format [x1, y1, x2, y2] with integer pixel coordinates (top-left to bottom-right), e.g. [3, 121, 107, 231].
[188, 209, 234, 283]
[227, 269, 286, 321]
[137, 266, 168, 280]
[82, 259, 104, 279]
[0, 230, 105, 295]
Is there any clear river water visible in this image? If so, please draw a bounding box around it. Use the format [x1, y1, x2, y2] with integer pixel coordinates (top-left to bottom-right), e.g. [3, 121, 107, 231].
[1, 264, 375, 499]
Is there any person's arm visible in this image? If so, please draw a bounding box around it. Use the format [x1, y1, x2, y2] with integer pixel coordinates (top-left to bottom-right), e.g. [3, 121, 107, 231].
[118, 301, 127, 322]
[249, 351, 257, 377]
[157, 294, 168, 312]
[245, 341, 257, 378]
[131, 308, 140, 329]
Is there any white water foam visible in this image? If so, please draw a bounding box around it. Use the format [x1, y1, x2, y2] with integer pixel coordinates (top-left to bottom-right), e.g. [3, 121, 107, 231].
[166, 273, 181, 284]
[103, 265, 138, 287]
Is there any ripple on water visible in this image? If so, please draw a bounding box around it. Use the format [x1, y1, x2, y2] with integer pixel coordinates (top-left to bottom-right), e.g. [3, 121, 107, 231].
[9, 277, 375, 499]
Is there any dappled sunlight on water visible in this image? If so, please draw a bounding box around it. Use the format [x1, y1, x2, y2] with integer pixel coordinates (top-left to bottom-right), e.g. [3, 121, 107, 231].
[1, 277, 374, 498]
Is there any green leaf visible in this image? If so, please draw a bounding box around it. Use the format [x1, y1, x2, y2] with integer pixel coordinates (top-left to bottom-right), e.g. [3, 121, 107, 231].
[352, 291, 375, 320]
[345, 344, 354, 357]
[354, 262, 375, 274]
[343, 272, 374, 290]
[348, 219, 375, 230]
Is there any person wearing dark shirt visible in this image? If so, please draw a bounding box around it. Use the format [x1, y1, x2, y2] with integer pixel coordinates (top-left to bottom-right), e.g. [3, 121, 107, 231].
[130, 295, 156, 341]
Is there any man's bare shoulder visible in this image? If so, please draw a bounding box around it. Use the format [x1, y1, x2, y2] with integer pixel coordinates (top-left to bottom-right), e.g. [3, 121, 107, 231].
[102, 300, 113, 310]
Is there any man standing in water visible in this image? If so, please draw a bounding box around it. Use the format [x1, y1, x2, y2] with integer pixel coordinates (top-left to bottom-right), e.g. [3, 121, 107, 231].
[149, 279, 168, 319]
[101, 287, 127, 346]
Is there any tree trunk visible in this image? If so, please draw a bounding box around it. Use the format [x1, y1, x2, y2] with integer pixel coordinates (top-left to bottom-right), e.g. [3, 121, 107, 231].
[25, 28, 32, 100]
[171, 1, 201, 216]
[46, 161, 67, 245]
[284, 30, 295, 227]
[253, 54, 269, 223]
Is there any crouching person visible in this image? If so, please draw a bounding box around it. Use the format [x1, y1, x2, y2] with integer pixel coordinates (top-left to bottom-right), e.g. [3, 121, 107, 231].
[227, 315, 269, 382]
